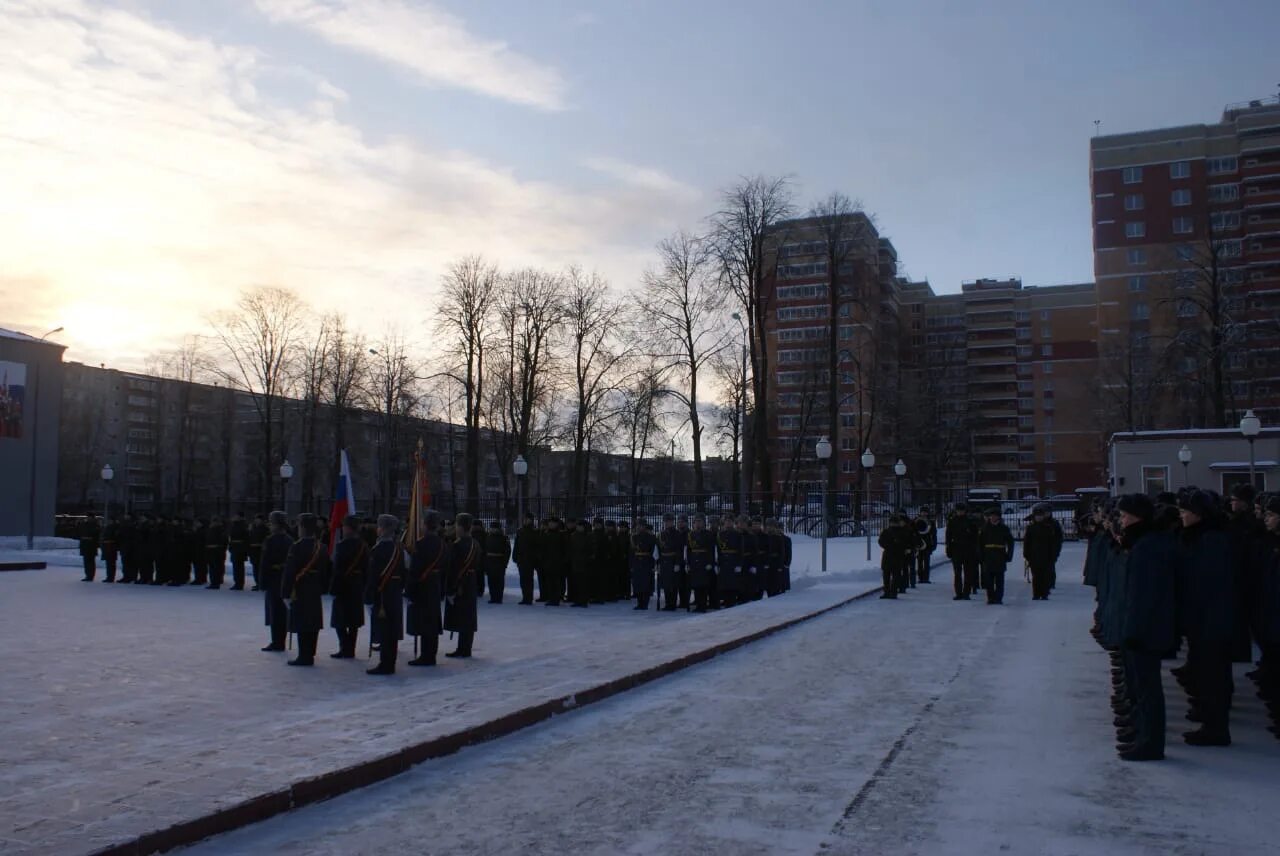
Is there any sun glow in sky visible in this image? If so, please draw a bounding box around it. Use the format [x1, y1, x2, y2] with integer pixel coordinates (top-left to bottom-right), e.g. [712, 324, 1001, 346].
[3, 0, 1279, 367]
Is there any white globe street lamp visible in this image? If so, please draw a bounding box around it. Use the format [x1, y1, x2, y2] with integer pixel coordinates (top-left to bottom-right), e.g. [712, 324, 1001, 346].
[513, 454, 528, 527]
[1177, 444, 1192, 486]
[815, 437, 832, 573]
[101, 463, 114, 522]
[280, 460, 294, 515]
[1240, 410, 1261, 486]
[861, 449, 875, 560]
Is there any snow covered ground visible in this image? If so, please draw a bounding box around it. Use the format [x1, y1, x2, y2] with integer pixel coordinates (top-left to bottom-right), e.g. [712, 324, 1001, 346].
[0, 538, 893, 855]
[180, 542, 1280, 856]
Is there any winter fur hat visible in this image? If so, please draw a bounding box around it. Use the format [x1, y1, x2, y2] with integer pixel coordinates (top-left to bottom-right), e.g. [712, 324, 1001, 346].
[1116, 493, 1154, 521]
[1231, 483, 1258, 504]
[1177, 490, 1216, 519]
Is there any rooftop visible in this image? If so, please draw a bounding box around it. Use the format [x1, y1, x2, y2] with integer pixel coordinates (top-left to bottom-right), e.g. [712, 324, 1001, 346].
[0, 327, 67, 349]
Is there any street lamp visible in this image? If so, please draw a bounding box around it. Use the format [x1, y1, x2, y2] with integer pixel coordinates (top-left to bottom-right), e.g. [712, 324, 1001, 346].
[101, 464, 114, 522]
[731, 311, 748, 513]
[513, 454, 528, 527]
[861, 448, 876, 561]
[1177, 444, 1192, 487]
[894, 459, 906, 510]
[815, 436, 832, 574]
[279, 460, 294, 514]
[1240, 410, 1261, 487]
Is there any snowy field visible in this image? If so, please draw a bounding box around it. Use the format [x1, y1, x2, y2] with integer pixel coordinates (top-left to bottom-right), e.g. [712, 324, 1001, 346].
[182, 541, 1280, 856]
[0, 536, 891, 855]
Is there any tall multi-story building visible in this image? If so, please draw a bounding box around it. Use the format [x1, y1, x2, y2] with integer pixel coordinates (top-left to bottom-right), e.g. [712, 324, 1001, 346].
[1090, 94, 1280, 431]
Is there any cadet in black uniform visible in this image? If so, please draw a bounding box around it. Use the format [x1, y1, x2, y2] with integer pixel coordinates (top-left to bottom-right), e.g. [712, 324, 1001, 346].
[978, 506, 1015, 605]
[190, 518, 208, 586]
[364, 514, 405, 675]
[228, 511, 250, 590]
[258, 513, 291, 651]
[205, 516, 229, 589]
[567, 519, 593, 608]
[616, 521, 632, 600]
[248, 514, 268, 590]
[541, 517, 566, 607]
[1023, 504, 1063, 600]
[100, 517, 119, 583]
[444, 513, 481, 658]
[631, 519, 658, 610]
[1257, 497, 1280, 739]
[408, 510, 446, 666]
[675, 515, 692, 609]
[281, 513, 330, 666]
[484, 520, 511, 604]
[878, 514, 912, 599]
[717, 516, 741, 608]
[688, 514, 716, 612]
[591, 517, 611, 604]
[913, 508, 936, 585]
[513, 513, 539, 605]
[329, 515, 368, 659]
[658, 514, 682, 611]
[945, 503, 981, 600]
[78, 514, 100, 581]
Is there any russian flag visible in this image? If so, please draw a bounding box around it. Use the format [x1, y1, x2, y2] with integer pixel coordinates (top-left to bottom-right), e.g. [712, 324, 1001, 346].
[328, 449, 357, 551]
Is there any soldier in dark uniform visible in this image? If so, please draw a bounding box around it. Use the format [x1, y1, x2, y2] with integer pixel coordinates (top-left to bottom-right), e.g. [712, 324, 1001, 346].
[878, 514, 913, 599]
[591, 517, 611, 604]
[190, 518, 208, 586]
[542, 517, 566, 607]
[675, 514, 692, 609]
[164, 518, 187, 586]
[914, 508, 937, 584]
[227, 511, 250, 590]
[132, 514, 151, 584]
[100, 517, 119, 583]
[616, 521, 632, 600]
[945, 503, 981, 600]
[407, 510, 446, 666]
[78, 514, 100, 581]
[569, 519, 594, 608]
[978, 506, 1015, 605]
[746, 517, 768, 601]
[600, 520, 619, 601]
[248, 514, 268, 590]
[658, 514, 682, 611]
[513, 513, 539, 605]
[1226, 484, 1264, 664]
[116, 514, 136, 583]
[281, 513, 331, 666]
[688, 513, 716, 612]
[764, 519, 785, 597]
[475, 520, 488, 603]
[443, 513, 481, 658]
[260, 511, 293, 652]
[364, 514, 405, 675]
[707, 516, 721, 606]
[1256, 496, 1280, 738]
[484, 520, 511, 604]
[717, 516, 741, 608]
[631, 519, 658, 610]
[329, 515, 368, 659]
[205, 515, 228, 589]
[1023, 504, 1063, 601]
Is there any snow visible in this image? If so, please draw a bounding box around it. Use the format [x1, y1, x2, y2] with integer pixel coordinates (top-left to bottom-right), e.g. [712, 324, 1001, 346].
[180, 542, 1280, 856]
[0, 539, 896, 855]
[0, 537, 78, 552]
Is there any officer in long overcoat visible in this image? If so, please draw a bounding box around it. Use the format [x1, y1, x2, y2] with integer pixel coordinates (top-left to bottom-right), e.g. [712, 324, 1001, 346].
[364, 514, 405, 675]
[687, 514, 716, 612]
[444, 513, 481, 657]
[978, 506, 1015, 605]
[513, 513, 539, 605]
[281, 513, 331, 666]
[329, 515, 368, 659]
[630, 518, 658, 610]
[407, 510, 446, 666]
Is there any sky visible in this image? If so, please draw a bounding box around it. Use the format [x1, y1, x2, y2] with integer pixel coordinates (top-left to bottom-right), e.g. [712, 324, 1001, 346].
[3, 0, 1280, 368]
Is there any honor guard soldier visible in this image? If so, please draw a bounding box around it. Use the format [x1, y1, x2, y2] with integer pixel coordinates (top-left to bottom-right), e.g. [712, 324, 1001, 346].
[658, 514, 682, 611]
[444, 513, 481, 658]
[227, 511, 250, 590]
[365, 514, 405, 675]
[541, 517, 566, 606]
[747, 517, 768, 601]
[687, 514, 716, 612]
[978, 506, 1015, 604]
[1022, 504, 1063, 600]
[281, 513, 331, 666]
[205, 515, 229, 589]
[568, 519, 594, 607]
[1256, 496, 1280, 739]
[513, 513, 539, 605]
[78, 514, 101, 581]
[616, 521, 632, 600]
[248, 513, 269, 590]
[259, 513, 293, 651]
[484, 520, 511, 604]
[945, 503, 981, 600]
[675, 515, 692, 608]
[631, 519, 658, 610]
[100, 517, 119, 583]
[913, 508, 937, 585]
[717, 516, 742, 608]
[329, 515, 368, 659]
[190, 518, 208, 586]
[591, 517, 611, 604]
[878, 514, 913, 599]
[117, 514, 137, 583]
[407, 510, 446, 666]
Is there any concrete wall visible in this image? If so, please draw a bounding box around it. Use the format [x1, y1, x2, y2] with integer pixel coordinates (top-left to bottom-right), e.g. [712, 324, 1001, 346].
[0, 334, 65, 537]
[1108, 428, 1280, 496]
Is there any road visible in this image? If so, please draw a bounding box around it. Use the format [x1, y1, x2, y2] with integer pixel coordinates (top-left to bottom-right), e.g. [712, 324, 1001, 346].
[183, 542, 1280, 855]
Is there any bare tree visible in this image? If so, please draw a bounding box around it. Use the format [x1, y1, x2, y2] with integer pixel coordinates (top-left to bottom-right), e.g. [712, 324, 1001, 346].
[618, 361, 667, 514]
[365, 330, 423, 513]
[640, 229, 728, 501]
[149, 336, 212, 512]
[322, 315, 369, 497]
[435, 255, 498, 513]
[209, 286, 305, 510]
[709, 345, 748, 501]
[709, 175, 794, 504]
[293, 317, 333, 513]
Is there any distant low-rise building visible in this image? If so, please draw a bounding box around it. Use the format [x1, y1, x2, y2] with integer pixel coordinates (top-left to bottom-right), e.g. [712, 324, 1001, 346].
[1108, 427, 1279, 496]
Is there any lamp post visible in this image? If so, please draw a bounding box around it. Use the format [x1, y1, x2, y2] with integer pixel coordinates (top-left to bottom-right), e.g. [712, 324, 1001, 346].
[861, 448, 875, 561]
[513, 454, 528, 527]
[101, 464, 114, 523]
[731, 311, 748, 513]
[1240, 410, 1261, 488]
[1177, 444, 1192, 487]
[279, 460, 293, 515]
[815, 436, 832, 574]
[894, 459, 906, 510]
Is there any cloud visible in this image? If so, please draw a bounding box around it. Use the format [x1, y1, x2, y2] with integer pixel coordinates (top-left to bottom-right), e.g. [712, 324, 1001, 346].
[0, 0, 688, 368]
[253, 0, 567, 111]
[583, 157, 701, 204]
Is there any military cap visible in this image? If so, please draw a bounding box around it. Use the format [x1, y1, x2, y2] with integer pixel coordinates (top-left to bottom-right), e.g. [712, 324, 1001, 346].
[984, 505, 1001, 517]
[1117, 493, 1155, 521]
[1155, 492, 1178, 506]
[662, 513, 675, 522]
[268, 510, 287, 526]
[953, 502, 968, 512]
[1264, 495, 1280, 516]
[455, 512, 473, 530]
[377, 513, 399, 531]
[298, 513, 319, 533]
[605, 519, 617, 527]
[1231, 483, 1258, 504]
[342, 514, 361, 530]
[1177, 490, 1215, 519]
[423, 510, 441, 529]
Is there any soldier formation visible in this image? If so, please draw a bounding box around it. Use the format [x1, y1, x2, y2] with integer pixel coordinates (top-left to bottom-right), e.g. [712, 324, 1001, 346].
[1084, 485, 1280, 761]
[77, 510, 265, 590]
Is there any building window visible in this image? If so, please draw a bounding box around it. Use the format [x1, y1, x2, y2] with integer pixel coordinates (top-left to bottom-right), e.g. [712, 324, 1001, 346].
[1128, 276, 1146, 292]
[1125, 222, 1145, 238]
[1176, 244, 1196, 261]
[1220, 239, 1242, 258]
[1124, 193, 1144, 211]
[1130, 302, 1151, 320]
[1177, 299, 1197, 318]
[1041, 344, 1053, 356]
[1207, 156, 1237, 175]
[1211, 211, 1242, 232]
[1169, 161, 1191, 179]
[1221, 471, 1266, 495]
[1040, 325, 1051, 338]
[1015, 310, 1030, 322]
[1127, 248, 1146, 266]
[1018, 415, 1033, 428]
[1171, 189, 1192, 207]
[1042, 362, 1053, 374]
[1173, 217, 1194, 235]
[1017, 346, 1032, 358]
[1208, 184, 1239, 203]
[1139, 465, 1169, 496]
[1123, 167, 1143, 184]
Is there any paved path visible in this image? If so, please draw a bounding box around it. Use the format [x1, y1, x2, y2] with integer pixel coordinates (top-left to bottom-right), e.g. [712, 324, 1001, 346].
[0, 549, 882, 855]
[183, 543, 1280, 855]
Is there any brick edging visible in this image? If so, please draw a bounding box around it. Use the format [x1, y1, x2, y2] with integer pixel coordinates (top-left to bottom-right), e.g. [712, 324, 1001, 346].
[90, 562, 943, 855]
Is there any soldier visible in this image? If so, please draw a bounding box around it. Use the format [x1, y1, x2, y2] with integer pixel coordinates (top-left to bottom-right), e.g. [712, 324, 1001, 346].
[1023, 504, 1063, 601]
[364, 514, 405, 675]
[475, 519, 487, 603]
[228, 511, 250, 590]
[978, 506, 1014, 605]
[687, 513, 716, 612]
[1114, 493, 1177, 761]
[658, 514, 682, 611]
[765, 518, 785, 597]
[878, 514, 913, 599]
[541, 517, 566, 607]
[707, 516, 721, 606]
[329, 515, 368, 660]
[281, 513, 331, 666]
[1256, 496, 1280, 739]
[615, 521, 631, 600]
[78, 513, 100, 582]
[259, 511, 293, 652]
[590, 517, 611, 604]
[117, 513, 136, 583]
[631, 519, 658, 610]
[164, 518, 187, 586]
[407, 510, 446, 666]
[945, 503, 980, 600]
[747, 517, 768, 601]
[190, 518, 208, 586]
[675, 514, 692, 609]
[443, 513, 481, 658]
[717, 516, 742, 608]
[1226, 484, 1264, 664]
[205, 515, 229, 589]
[100, 516, 119, 583]
[513, 513, 539, 605]
[248, 513, 269, 590]
[914, 507, 937, 585]
[569, 519, 594, 608]
[484, 520, 511, 604]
